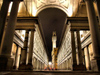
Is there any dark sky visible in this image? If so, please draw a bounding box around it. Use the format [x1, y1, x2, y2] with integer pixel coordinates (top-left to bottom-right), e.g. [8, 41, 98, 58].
[38, 8, 67, 61]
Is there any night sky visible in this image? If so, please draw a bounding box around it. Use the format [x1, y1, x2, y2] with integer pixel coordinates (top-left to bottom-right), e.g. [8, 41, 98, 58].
[38, 8, 67, 61]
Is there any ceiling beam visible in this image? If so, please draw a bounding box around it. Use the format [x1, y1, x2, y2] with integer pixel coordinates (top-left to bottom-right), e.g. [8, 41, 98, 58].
[6, 17, 38, 30]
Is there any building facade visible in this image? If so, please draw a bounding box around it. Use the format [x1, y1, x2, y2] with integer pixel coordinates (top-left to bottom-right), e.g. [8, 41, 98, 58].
[0, 0, 100, 71]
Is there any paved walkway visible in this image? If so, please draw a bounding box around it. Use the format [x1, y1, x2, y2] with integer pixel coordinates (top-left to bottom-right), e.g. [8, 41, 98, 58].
[0, 71, 100, 75]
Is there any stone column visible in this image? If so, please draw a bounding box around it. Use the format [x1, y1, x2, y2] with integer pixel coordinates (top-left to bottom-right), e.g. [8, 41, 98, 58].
[59, 64, 61, 70]
[76, 30, 85, 70]
[66, 61, 68, 70]
[0, 0, 20, 70]
[60, 64, 62, 70]
[66, 61, 67, 70]
[26, 29, 35, 70]
[13, 45, 19, 69]
[38, 61, 40, 70]
[41, 63, 42, 70]
[85, 0, 100, 71]
[95, 0, 100, 24]
[43, 63, 45, 70]
[40, 62, 41, 70]
[63, 63, 64, 70]
[62, 63, 63, 70]
[60, 64, 61, 70]
[35, 58, 37, 70]
[42, 63, 43, 70]
[76, 49, 79, 65]
[40, 62, 42, 70]
[0, 0, 11, 48]
[33, 58, 35, 70]
[71, 30, 77, 70]
[37, 60, 39, 70]
[84, 46, 91, 70]
[36, 59, 38, 70]
[64, 62, 66, 70]
[34, 58, 36, 70]
[19, 30, 29, 70]
[17, 47, 21, 69]
[41, 62, 43, 70]
[39, 61, 40, 70]
[82, 49, 85, 65]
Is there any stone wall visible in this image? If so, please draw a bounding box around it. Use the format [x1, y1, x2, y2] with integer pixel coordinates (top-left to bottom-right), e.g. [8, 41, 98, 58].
[33, 24, 48, 70]
[57, 25, 72, 70]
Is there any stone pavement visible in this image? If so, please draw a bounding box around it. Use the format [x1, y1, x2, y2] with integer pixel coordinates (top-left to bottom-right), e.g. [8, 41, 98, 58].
[0, 70, 100, 75]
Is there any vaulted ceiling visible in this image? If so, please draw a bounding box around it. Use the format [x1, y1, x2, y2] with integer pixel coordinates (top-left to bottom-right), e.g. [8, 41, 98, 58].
[0, 0, 80, 17]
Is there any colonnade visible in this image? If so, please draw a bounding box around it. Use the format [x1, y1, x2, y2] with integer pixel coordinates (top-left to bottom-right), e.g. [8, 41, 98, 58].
[71, 0, 100, 71]
[12, 43, 22, 69]
[0, 0, 46, 70]
[33, 58, 45, 70]
[83, 44, 92, 70]
[71, 30, 86, 70]
[58, 30, 86, 71]
[0, 0, 100, 71]
[58, 0, 100, 70]
[19, 29, 35, 70]
[58, 58, 72, 70]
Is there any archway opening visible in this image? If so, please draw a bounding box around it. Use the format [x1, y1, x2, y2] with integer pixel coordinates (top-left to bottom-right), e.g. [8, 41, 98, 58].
[38, 8, 67, 61]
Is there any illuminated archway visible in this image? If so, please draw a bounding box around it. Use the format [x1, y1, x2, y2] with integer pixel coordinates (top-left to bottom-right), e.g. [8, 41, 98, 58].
[36, 4, 72, 17]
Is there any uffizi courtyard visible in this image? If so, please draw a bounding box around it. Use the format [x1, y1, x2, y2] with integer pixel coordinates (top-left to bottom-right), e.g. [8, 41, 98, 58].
[0, 0, 100, 75]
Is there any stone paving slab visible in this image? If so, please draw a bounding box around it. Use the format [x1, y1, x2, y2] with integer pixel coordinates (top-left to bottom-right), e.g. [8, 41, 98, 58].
[0, 71, 100, 75]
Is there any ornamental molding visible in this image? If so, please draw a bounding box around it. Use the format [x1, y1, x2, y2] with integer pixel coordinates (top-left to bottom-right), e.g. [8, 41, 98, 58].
[35, 0, 70, 16]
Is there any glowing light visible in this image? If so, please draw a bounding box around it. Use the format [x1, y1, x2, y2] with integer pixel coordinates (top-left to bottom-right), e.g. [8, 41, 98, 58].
[67, 5, 73, 17]
[32, 2, 37, 16]
[8, 2, 22, 13]
[21, 30, 25, 40]
[18, 2, 23, 12]
[8, 2, 13, 12]
[49, 62, 52, 65]
[80, 31, 83, 35]
[80, 31, 84, 40]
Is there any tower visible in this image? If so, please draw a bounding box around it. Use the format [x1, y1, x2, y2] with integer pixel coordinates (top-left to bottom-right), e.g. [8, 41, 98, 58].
[52, 31, 57, 50]
[51, 31, 58, 69]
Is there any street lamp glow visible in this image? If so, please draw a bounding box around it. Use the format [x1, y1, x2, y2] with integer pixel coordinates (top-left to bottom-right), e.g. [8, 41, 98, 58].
[49, 62, 52, 65]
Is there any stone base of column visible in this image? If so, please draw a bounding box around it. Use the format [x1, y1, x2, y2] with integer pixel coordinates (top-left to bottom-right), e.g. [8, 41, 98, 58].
[73, 64, 86, 71]
[19, 64, 27, 70]
[26, 63, 33, 70]
[0, 55, 14, 71]
[13, 66, 17, 70]
[73, 64, 77, 71]
[91, 59, 100, 71]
